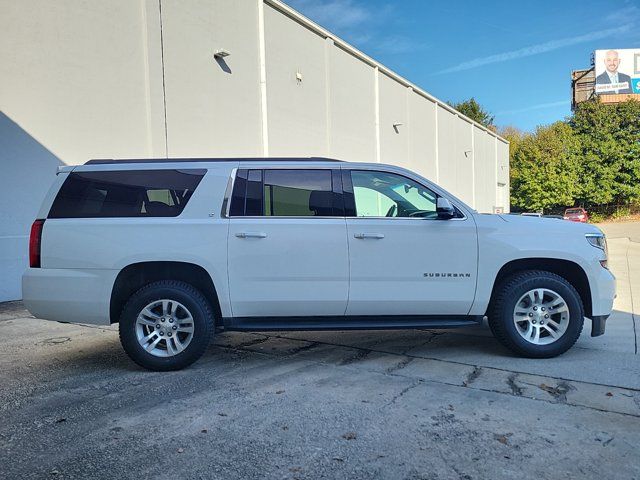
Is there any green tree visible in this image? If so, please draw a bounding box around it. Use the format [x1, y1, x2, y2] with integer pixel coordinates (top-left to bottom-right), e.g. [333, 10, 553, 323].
[499, 125, 525, 160]
[509, 122, 580, 213]
[448, 97, 495, 129]
[570, 99, 640, 206]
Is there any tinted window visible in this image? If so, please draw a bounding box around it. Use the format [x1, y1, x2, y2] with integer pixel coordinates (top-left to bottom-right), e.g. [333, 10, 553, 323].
[351, 171, 438, 218]
[49, 169, 205, 218]
[263, 170, 333, 217]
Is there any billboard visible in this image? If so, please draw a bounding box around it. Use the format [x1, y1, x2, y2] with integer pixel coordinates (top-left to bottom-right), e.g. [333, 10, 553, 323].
[594, 49, 640, 95]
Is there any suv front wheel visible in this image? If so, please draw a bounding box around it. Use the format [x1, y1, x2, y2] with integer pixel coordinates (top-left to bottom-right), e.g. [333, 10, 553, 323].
[489, 270, 584, 358]
[119, 280, 215, 371]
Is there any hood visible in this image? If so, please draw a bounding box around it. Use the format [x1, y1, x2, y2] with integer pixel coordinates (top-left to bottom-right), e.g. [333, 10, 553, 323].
[496, 214, 603, 235]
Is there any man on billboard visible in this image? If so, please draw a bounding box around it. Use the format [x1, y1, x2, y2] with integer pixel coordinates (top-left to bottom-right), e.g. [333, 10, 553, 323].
[596, 50, 633, 94]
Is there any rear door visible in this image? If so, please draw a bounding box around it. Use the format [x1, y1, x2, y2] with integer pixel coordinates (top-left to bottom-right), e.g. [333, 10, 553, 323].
[343, 168, 478, 316]
[227, 167, 349, 317]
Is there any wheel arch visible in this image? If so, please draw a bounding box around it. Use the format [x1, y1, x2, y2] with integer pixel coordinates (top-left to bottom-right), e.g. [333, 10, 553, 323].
[487, 258, 592, 317]
[110, 261, 223, 325]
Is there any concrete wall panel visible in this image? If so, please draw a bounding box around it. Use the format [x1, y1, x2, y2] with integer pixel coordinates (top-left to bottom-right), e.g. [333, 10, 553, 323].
[378, 73, 408, 165]
[327, 46, 376, 163]
[408, 94, 437, 182]
[454, 119, 474, 205]
[497, 140, 510, 212]
[497, 140, 510, 185]
[473, 126, 496, 213]
[264, 5, 328, 156]
[161, 0, 263, 157]
[436, 106, 457, 193]
[0, 0, 152, 164]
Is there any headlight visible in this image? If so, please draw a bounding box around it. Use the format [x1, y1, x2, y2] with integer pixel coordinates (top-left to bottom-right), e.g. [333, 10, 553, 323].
[586, 233, 608, 268]
[586, 233, 606, 250]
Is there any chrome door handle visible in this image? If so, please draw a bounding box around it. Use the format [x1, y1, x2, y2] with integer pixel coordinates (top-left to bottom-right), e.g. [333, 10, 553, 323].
[354, 233, 385, 239]
[236, 232, 267, 239]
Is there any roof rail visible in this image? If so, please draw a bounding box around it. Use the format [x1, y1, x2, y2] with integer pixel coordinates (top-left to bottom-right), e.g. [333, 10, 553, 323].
[84, 157, 344, 165]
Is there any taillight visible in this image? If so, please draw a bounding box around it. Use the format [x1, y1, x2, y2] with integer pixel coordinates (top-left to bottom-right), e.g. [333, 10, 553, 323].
[29, 219, 45, 268]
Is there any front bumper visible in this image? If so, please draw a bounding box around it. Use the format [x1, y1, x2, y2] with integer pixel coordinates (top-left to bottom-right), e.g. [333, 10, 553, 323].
[589, 265, 616, 317]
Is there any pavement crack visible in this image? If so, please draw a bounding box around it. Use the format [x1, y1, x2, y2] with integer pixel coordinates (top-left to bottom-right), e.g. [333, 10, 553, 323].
[400, 331, 446, 354]
[339, 348, 371, 365]
[537, 381, 576, 403]
[235, 336, 270, 348]
[507, 374, 523, 396]
[463, 366, 482, 387]
[75, 324, 114, 332]
[421, 331, 446, 345]
[287, 342, 319, 355]
[385, 380, 423, 407]
[386, 357, 414, 374]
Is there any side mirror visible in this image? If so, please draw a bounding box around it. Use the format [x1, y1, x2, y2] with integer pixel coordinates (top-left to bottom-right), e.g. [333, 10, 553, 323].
[436, 197, 456, 220]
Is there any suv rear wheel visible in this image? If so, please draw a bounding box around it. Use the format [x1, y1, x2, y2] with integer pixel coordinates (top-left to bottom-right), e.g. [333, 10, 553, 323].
[118, 280, 215, 371]
[489, 270, 584, 358]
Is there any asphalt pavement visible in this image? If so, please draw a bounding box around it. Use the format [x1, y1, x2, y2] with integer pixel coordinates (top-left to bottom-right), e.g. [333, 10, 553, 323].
[1, 222, 639, 479]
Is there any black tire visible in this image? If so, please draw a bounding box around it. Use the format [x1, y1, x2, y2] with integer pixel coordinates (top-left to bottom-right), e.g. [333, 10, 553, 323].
[118, 280, 215, 371]
[488, 270, 584, 358]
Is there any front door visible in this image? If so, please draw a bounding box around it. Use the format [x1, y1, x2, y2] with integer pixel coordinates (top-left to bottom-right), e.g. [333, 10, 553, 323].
[227, 168, 348, 317]
[343, 169, 478, 316]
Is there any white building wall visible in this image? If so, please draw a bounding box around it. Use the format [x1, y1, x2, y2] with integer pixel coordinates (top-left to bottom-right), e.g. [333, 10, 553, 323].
[453, 118, 474, 206]
[0, 0, 155, 302]
[0, 0, 509, 301]
[496, 140, 510, 212]
[378, 72, 409, 166]
[161, 0, 264, 157]
[407, 94, 438, 181]
[327, 46, 377, 163]
[474, 126, 496, 213]
[436, 106, 458, 194]
[264, 4, 328, 156]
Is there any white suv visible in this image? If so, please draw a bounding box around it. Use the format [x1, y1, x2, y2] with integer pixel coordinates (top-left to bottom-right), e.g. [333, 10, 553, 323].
[23, 158, 615, 370]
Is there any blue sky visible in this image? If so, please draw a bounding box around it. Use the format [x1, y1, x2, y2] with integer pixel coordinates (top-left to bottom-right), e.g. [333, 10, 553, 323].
[287, 0, 640, 132]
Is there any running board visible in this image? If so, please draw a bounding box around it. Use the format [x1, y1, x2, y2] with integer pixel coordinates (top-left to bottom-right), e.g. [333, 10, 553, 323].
[222, 315, 483, 332]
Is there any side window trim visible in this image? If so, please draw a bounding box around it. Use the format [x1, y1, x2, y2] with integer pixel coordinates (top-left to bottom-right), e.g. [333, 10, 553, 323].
[245, 169, 263, 216]
[341, 169, 356, 217]
[330, 169, 345, 217]
[228, 169, 248, 217]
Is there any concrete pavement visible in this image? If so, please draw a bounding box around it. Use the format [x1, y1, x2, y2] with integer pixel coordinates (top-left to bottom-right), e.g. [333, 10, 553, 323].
[1, 222, 639, 479]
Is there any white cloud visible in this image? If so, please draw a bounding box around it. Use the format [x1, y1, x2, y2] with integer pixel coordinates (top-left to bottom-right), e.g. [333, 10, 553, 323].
[373, 36, 427, 55]
[286, 0, 422, 56]
[437, 24, 631, 74]
[604, 4, 640, 24]
[287, 0, 372, 31]
[496, 100, 569, 116]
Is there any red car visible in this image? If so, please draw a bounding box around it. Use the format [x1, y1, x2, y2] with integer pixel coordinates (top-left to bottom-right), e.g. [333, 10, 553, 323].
[563, 207, 589, 223]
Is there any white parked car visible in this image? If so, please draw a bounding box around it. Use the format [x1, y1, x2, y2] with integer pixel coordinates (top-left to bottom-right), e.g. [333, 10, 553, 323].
[23, 158, 615, 370]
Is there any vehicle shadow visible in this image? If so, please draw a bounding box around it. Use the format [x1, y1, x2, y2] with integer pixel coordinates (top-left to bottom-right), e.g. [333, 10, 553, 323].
[5, 306, 636, 385]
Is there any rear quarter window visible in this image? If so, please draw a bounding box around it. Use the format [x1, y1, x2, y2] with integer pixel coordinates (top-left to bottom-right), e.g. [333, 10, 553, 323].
[48, 169, 205, 218]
